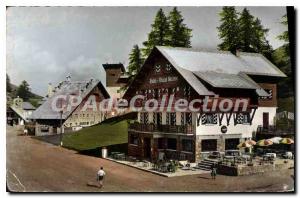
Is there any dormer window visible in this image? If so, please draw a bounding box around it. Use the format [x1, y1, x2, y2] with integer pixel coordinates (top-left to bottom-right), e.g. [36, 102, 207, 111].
[155, 64, 161, 73]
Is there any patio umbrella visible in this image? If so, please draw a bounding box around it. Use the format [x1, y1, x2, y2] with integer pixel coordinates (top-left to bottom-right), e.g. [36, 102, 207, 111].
[269, 137, 282, 144]
[257, 139, 273, 147]
[237, 142, 252, 148]
[246, 140, 256, 146]
[280, 138, 294, 144]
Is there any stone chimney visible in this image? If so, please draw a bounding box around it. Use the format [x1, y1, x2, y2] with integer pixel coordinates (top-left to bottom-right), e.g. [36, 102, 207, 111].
[47, 83, 53, 97]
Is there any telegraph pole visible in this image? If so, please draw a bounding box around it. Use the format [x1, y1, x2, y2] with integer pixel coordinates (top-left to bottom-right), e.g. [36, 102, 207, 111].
[60, 110, 63, 146]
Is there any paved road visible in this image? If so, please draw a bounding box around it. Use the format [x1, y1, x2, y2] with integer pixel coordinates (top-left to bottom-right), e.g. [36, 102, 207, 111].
[6, 126, 295, 192]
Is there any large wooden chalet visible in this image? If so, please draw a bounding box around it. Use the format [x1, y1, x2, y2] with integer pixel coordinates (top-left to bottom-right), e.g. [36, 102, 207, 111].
[123, 46, 286, 162]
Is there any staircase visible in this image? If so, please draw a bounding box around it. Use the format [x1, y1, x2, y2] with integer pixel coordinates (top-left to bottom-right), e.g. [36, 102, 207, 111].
[196, 159, 218, 171]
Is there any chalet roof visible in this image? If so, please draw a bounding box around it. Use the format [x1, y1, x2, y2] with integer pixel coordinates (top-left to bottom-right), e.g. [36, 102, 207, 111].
[156, 46, 286, 77]
[193, 71, 260, 89]
[30, 79, 109, 120]
[102, 63, 126, 72]
[23, 102, 36, 110]
[156, 46, 285, 96]
[124, 46, 284, 98]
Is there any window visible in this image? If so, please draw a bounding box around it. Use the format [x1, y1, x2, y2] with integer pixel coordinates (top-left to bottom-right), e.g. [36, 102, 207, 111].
[201, 139, 217, 152]
[186, 112, 192, 125]
[167, 138, 177, 150]
[140, 112, 148, 124]
[157, 138, 165, 149]
[183, 86, 191, 98]
[236, 113, 250, 124]
[130, 134, 139, 145]
[201, 113, 217, 125]
[153, 113, 162, 125]
[155, 64, 161, 73]
[167, 113, 176, 125]
[166, 63, 172, 72]
[182, 139, 193, 152]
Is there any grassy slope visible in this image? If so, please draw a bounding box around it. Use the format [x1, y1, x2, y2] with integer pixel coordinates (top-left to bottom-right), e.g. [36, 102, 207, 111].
[62, 120, 129, 151]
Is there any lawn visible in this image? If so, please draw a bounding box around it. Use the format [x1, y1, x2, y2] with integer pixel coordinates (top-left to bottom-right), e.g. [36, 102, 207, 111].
[62, 120, 129, 151]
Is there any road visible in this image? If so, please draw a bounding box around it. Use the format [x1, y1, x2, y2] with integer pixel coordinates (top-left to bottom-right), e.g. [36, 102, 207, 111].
[6, 125, 295, 192]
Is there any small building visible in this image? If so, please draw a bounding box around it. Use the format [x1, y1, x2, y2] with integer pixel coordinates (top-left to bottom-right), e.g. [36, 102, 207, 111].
[30, 77, 110, 136]
[124, 46, 286, 162]
[7, 97, 36, 126]
[102, 63, 128, 100]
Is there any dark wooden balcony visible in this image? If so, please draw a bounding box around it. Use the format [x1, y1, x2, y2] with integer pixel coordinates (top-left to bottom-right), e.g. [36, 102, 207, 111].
[257, 125, 294, 136]
[129, 123, 195, 135]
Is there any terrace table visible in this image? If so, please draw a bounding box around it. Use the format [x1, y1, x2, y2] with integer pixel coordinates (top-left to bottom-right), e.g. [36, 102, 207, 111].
[115, 153, 125, 160]
[110, 152, 120, 159]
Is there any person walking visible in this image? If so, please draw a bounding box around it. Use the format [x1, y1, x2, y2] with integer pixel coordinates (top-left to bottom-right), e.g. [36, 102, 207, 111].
[97, 167, 106, 188]
[211, 163, 217, 180]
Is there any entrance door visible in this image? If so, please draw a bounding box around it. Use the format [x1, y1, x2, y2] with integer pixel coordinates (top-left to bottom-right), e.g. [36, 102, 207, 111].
[225, 138, 240, 150]
[263, 112, 269, 129]
[143, 138, 151, 159]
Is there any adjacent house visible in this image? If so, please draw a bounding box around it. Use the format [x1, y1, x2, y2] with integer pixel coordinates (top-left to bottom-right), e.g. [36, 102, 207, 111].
[7, 97, 36, 126]
[124, 46, 286, 162]
[30, 77, 110, 136]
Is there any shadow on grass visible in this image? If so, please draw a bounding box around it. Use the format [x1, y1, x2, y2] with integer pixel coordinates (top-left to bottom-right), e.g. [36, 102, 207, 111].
[76, 143, 128, 158]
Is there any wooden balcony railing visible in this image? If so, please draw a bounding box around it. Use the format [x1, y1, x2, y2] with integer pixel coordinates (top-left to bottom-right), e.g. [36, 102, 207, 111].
[129, 123, 195, 134]
[257, 125, 294, 135]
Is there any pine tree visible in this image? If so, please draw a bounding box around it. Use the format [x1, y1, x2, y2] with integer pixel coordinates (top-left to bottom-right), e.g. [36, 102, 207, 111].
[238, 8, 256, 52]
[142, 8, 170, 57]
[16, 80, 31, 101]
[252, 18, 273, 59]
[273, 14, 293, 98]
[6, 74, 12, 93]
[277, 15, 289, 56]
[127, 45, 143, 76]
[120, 45, 144, 92]
[217, 7, 240, 52]
[167, 7, 192, 47]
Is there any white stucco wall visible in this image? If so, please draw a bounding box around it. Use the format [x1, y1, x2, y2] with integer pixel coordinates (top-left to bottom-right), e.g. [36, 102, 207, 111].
[196, 107, 277, 138]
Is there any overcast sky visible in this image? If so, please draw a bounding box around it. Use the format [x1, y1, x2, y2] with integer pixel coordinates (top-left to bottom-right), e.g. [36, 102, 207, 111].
[7, 6, 287, 96]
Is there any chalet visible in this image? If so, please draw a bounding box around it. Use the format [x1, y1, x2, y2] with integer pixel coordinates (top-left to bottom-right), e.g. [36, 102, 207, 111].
[30, 77, 110, 136]
[124, 46, 286, 162]
[7, 97, 36, 126]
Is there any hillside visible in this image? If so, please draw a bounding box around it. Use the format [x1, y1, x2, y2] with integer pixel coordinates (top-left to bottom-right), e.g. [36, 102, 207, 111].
[62, 120, 129, 151]
[7, 82, 43, 107]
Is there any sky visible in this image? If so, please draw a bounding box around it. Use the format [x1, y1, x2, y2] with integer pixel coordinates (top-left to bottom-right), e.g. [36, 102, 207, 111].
[6, 6, 287, 96]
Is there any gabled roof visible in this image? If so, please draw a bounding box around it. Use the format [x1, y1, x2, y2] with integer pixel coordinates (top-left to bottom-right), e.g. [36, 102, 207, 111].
[23, 102, 36, 110]
[156, 46, 286, 77]
[30, 79, 109, 120]
[124, 46, 285, 98]
[9, 105, 27, 121]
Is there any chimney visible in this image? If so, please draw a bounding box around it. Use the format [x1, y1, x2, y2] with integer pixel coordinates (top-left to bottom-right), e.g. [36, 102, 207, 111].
[66, 75, 71, 82]
[47, 83, 53, 97]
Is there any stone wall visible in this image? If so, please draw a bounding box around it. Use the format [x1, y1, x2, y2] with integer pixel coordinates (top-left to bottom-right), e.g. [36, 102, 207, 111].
[217, 161, 293, 176]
